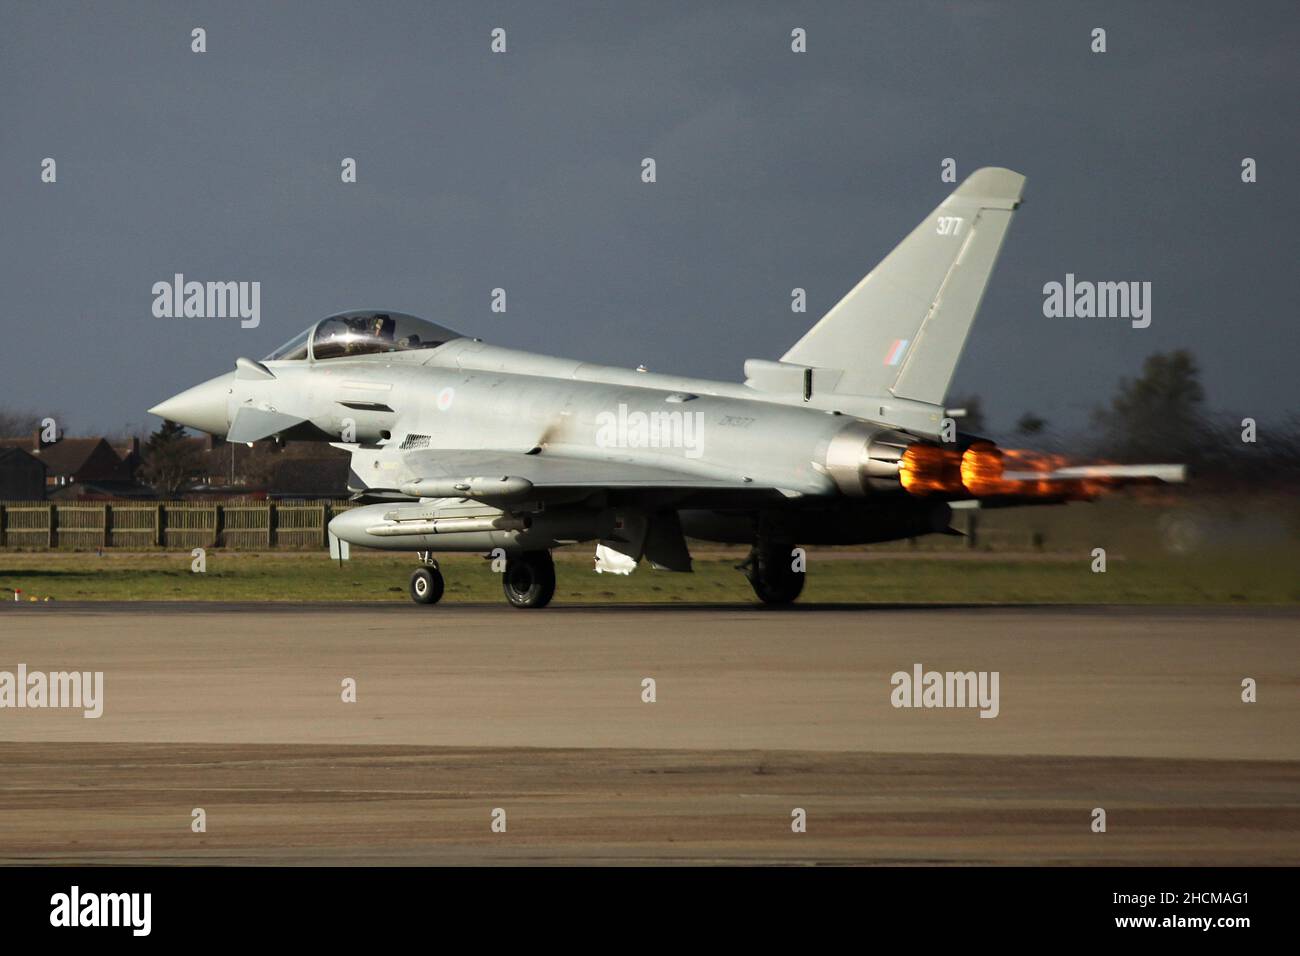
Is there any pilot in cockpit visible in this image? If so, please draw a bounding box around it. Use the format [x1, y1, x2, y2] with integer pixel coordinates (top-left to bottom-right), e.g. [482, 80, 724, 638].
[369, 313, 396, 344]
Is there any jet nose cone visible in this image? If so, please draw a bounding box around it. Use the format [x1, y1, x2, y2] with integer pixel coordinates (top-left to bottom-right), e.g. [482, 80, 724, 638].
[148, 372, 235, 435]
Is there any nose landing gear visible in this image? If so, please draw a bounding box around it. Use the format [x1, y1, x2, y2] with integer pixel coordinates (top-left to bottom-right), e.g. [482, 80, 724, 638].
[409, 558, 445, 605]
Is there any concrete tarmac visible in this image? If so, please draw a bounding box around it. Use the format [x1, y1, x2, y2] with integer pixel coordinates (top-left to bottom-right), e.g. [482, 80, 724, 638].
[0, 604, 1296, 864]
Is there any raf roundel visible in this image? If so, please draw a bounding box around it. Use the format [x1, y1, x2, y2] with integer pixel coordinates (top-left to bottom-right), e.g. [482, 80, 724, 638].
[436, 386, 455, 411]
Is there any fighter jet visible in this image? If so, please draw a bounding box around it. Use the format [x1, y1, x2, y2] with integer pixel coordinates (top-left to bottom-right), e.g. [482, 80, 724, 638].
[149, 168, 1183, 608]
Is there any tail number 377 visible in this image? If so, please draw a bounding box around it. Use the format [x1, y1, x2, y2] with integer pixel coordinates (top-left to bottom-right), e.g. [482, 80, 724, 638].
[936, 216, 964, 236]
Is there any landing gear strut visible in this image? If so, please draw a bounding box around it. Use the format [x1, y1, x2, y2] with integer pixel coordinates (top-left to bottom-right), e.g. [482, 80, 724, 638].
[741, 542, 805, 605]
[502, 550, 556, 609]
[409, 556, 444, 605]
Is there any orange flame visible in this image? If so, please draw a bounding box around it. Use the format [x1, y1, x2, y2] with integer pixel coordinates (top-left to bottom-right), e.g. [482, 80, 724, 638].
[956, 444, 1120, 500]
[899, 444, 964, 495]
[901, 441, 1129, 500]
[959, 441, 1005, 496]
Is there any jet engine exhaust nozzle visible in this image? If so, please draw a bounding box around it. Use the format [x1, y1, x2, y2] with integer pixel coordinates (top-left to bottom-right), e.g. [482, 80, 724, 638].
[824, 422, 915, 496]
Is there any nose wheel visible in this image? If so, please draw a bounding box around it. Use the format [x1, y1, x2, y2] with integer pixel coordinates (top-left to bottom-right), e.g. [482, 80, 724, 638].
[409, 563, 445, 605]
[502, 550, 556, 609]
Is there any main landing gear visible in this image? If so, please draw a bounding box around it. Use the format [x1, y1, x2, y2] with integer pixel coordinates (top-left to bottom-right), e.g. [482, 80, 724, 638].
[406, 550, 556, 609]
[502, 550, 556, 609]
[740, 542, 805, 606]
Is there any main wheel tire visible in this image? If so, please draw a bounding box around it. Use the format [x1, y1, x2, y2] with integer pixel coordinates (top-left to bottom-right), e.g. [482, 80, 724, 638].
[502, 550, 556, 609]
[746, 545, 805, 605]
[409, 566, 445, 605]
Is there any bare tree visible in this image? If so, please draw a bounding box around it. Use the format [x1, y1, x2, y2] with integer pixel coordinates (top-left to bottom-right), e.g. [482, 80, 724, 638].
[0, 406, 48, 439]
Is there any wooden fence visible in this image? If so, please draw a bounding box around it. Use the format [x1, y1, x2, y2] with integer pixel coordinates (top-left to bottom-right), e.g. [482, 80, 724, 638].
[1, 499, 1142, 553]
[0, 500, 357, 550]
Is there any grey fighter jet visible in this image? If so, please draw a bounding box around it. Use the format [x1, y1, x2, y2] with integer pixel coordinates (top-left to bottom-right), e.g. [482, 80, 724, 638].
[149, 168, 1183, 608]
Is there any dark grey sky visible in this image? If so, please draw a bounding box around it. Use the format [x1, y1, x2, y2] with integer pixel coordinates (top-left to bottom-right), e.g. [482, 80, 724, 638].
[2, 0, 1296, 437]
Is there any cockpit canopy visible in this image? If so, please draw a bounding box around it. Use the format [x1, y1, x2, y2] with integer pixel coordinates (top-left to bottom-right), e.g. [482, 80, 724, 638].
[263, 311, 463, 362]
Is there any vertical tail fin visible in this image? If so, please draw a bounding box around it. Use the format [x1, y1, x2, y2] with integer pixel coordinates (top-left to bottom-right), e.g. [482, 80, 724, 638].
[781, 167, 1025, 404]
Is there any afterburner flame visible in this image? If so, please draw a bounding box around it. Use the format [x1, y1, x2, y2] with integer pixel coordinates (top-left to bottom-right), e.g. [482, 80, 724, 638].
[960, 441, 1005, 496]
[1005, 449, 1121, 498]
[900, 439, 1122, 500]
[899, 444, 964, 495]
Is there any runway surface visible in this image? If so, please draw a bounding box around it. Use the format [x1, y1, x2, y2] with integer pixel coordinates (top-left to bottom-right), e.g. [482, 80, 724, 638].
[0, 604, 1296, 864]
